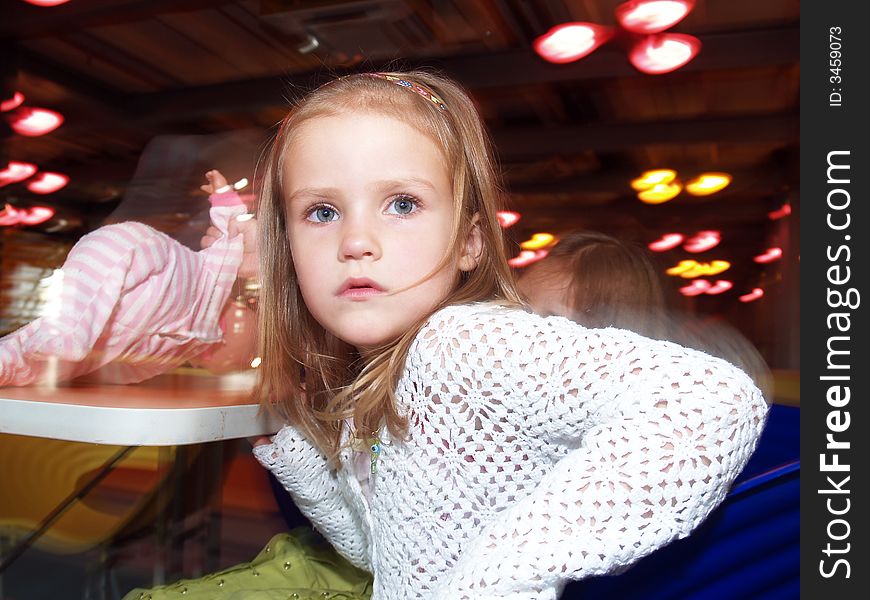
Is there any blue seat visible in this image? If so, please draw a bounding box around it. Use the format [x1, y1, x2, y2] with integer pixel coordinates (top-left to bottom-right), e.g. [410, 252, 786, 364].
[562, 404, 799, 600]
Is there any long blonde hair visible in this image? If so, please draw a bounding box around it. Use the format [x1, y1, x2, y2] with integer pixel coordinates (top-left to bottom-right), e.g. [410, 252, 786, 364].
[254, 71, 521, 461]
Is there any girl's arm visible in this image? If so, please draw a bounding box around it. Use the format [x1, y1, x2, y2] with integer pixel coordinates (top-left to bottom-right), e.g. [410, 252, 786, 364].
[425, 307, 768, 599]
[252, 426, 372, 571]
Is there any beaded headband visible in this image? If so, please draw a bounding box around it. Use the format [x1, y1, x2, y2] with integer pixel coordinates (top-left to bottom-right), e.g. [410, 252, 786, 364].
[366, 73, 448, 111]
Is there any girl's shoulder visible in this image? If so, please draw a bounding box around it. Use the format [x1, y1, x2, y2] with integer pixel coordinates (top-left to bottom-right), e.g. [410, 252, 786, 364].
[415, 301, 592, 351]
[417, 301, 692, 358]
[422, 301, 536, 331]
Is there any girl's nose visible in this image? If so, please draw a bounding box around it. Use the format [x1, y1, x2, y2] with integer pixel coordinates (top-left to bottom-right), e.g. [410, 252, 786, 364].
[339, 220, 381, 261]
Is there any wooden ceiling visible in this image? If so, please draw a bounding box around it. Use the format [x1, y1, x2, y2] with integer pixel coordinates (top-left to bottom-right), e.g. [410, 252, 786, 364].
[2, 0, 799, 343]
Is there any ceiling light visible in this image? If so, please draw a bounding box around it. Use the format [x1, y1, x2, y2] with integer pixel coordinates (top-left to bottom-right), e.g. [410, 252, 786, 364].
[520, 233, 556, 250]
[648, 233, 684, 252]
[616, 0, 694, 34]
[679, 279, 710, 296]
[18, 206, 55, 226]
[768, 203, 792, 220]
[638, 182, 682, 204]
[683, 230, 721, 253]
[629, 33, 701, 74]
[496, 211, 521, 228]
[1, 92, 25, 113]
[0, 204, 19, 226]
[44, 217, 71, 232]
[10, 107, 64, 136]
[679, 279, 732, 297]
[739, 288, 764, 303]
[0, 161, 39, 187]
[631, 168, 677, 191]
[26, 172, 69, 194]
[753, 247, 783, 264]
[508, 249, 549, 268]
[534, 22, 614, 64]
[685, 172, 732, 195]
[297, 34, 320, 54]
[667, 259, 730, 278]
[0, 203, 55, 226]
[705, 280, 733, 295]
[24, 0, 72, 5]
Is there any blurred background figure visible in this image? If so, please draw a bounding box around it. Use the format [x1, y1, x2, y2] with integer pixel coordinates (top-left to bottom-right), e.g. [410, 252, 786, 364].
[516, 230, 772, 401]
[517, 231, 668, 339]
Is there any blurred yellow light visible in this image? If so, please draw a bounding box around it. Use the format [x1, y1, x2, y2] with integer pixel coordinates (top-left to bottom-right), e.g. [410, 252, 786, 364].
[666, 259, 696, 276]
[520, 232, 556, 250]
[638, 182, 682, 204]
[631, 168, 677, 191]
[666, 259, 730, 278]
[685, 172, 731, 196]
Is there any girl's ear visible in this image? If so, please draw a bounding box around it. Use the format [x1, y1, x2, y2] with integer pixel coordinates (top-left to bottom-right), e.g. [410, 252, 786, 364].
[458, 213, 484, 272]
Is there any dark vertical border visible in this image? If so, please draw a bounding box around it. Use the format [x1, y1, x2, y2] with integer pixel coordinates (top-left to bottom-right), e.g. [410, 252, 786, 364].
[801, 1, 869, 597]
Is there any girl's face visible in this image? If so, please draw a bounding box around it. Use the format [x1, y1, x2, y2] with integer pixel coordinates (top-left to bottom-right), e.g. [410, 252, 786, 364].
[283, 110, 476, 353]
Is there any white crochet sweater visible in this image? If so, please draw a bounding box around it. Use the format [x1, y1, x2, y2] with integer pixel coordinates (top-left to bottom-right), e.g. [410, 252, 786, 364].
[254, 303, 768, 600]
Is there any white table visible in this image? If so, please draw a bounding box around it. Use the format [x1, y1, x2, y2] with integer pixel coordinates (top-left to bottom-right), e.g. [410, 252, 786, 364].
[0, 370, 284, 580]
[0, 370, 283, 445]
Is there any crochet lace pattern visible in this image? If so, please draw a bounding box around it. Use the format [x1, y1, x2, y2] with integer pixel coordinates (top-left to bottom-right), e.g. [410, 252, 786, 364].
[255, 303, 768, 600]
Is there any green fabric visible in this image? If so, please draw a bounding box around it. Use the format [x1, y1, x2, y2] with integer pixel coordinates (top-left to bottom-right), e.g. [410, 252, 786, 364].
[122, 528, 372, 600]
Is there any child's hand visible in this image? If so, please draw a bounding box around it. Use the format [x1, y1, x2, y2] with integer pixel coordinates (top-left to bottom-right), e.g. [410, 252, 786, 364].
[200, 215, 260, 280]
[200, 169, 231, 195]
[248, 436, 271, 448]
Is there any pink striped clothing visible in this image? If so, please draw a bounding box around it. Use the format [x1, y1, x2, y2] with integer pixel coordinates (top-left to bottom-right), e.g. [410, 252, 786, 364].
[0, 191, 246, 386]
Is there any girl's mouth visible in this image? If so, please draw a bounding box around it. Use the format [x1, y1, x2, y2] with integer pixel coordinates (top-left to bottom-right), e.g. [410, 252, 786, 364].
[338, 278, 386, 298]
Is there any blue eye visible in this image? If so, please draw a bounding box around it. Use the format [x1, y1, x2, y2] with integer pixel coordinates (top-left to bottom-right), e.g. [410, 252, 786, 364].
[388, 196, 417, 216]
[308, 206, 338, 222]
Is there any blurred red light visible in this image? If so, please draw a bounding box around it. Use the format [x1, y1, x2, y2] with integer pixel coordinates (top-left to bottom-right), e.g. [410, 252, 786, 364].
[0, 203, 55, 227]
[768, 203, 792, 220]
[683, 230, 720, 253]
[1, 92, 25, 113]
[534, 22, 613, 64]
[753, 247, 783, 264]
[26, 172, 69, 194]
[629, 33, 701, 74]
[648, 233, 684, 252]
[680, 279, 732, 296]
[616, 0, 694, 34]
[10, 107, 64, 136]
[496, 211, 521, 228]
[0, 161, 39, 187]
[18, 206, 56, 225]
[24, 1, 71, 6]
[0, 204, 20, 226]
[739, 288, 764, 303]
[679, 279, 710, 296]
[705, 280, 733, 295]
[508, 249, 549, 268]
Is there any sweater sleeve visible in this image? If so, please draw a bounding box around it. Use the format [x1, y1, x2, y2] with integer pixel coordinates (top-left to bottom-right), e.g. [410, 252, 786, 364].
[252, 425, 373, 572]
[426, 307, 769, 599]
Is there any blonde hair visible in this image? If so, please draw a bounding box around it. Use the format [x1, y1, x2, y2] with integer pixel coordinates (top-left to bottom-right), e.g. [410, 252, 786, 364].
[255, 71, 521, 461]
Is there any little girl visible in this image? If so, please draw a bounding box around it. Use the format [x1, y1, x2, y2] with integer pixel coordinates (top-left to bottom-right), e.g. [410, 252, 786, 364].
[130, 71, 768, 600]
